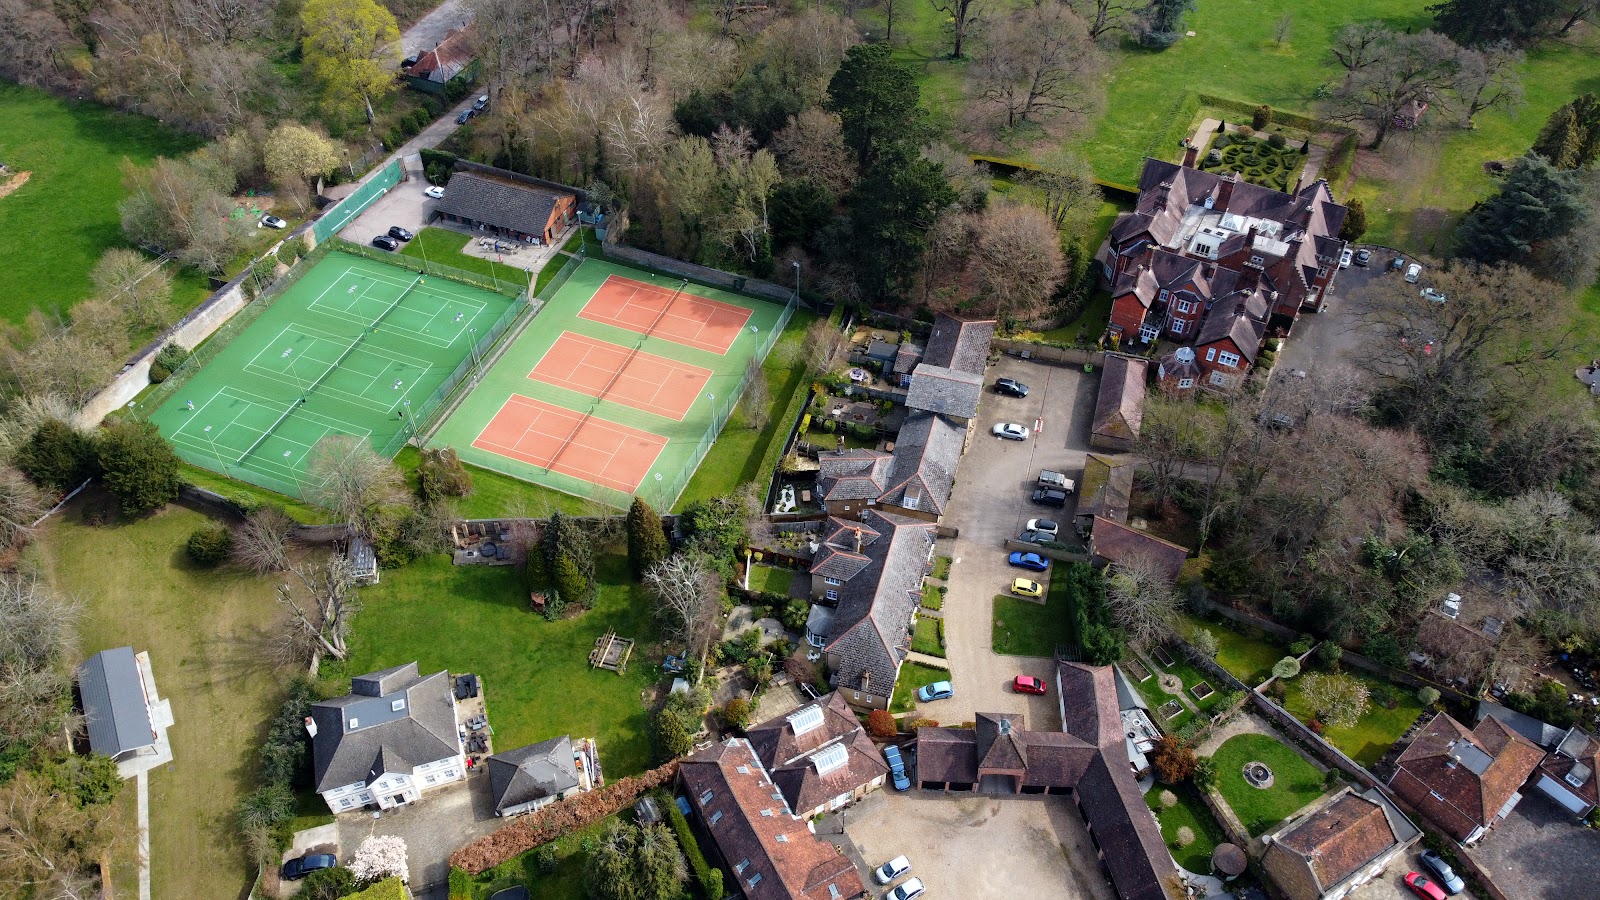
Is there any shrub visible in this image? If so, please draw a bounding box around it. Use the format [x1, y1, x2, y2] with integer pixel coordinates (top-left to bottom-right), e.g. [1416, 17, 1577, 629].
[1252, 104, 1273, 129]
[867, 709, 897, 740]
[1190, 628, 1219, 659]
[300, 867, 356, 900]
[1175, 826, 1196, 847]
[849, 423, 875, 441]
[1317, 642, 1344, 668]
[1417, 686, 1441, 706]
[1340, 197, 1368, 242]
[15, 419, 99, 492]
[668, 799, 723, 900]
[1267, 132, 1287, 149]
[1362, 633, 1405, 667]
[1158, 789, 1177, 808]
[1272, 657, 1301, 680]
[781, 598, 811, 632]
[1238, 125, 1255, 138]
[1150, 735, 1197, 784]
[1323, 132, 1359, 186]
[906, 718, 939, 729]
[722, 697, 751, 731]
[97, 419, 181, 515]
[1212, 133, 1234, 149]
[148, 343, 190, 383]
[1192, 756, 1217, 790]
[185, 525, 234, 567]
[1290, 634, 1314, 655]
[448, 867, 473, 900]
[822, 419, 837, 433]
[416, 447, 473, 504]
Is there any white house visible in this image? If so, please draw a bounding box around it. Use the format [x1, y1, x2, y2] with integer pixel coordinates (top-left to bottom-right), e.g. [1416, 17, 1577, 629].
[309, 662, 464, 813]
[77, 646, 175, 777]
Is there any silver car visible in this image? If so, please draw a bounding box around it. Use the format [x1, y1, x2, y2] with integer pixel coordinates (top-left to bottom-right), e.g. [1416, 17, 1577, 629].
[888, 877, 925, 900]
[875, 856, 911, 885]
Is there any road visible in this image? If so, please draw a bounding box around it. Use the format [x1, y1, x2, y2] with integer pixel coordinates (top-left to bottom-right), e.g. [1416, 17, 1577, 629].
[401, 0, 470, 59]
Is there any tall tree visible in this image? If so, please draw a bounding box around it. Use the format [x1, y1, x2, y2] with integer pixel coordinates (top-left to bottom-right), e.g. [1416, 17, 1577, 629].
[973, 203, 1065, 323]
[644, 553, 721, 657]
[1428, 0, 1562, 46]
[276, 553, 359, 663]
[1326, 29, 1467, 150]
[1299, 672, 1370, 729]
[1453, 42, 1524, 127]
[1454, 154, 1585, 265]
[1105, 552, 1182, 647]
[927, 0, 984, 58]
[848, 149, 958, 298]
[1023, 149, 1100, 233]
[0, 770, 123, 898]
[585, 821, 687, 900]
[304, 435, 405, 532]
[1136, 0, 1195, 48]
[771, 109, 856, 195]
[1531, 94, 1600, 170]
[89, 249, 172, 331]
[118, 154, 245, 273]
[0, 576, 79, 774]
[263, 124, 339, 212]
[1068, 0, 1139, 40]
[824, 42, 925, 172]
[626, 496, 670, 577]
[1330, 21, 1392, 73]
[968, 2, 1102, 133]
[300, 0, 400, 124]
[96, 420, 180, 515]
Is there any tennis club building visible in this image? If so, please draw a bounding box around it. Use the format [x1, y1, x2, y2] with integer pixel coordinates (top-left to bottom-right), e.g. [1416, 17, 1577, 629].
[434, 165, 579, 246]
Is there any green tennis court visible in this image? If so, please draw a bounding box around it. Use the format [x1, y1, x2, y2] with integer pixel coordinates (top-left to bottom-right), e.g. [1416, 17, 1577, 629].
[147, 250, 518, 497]
[430, 257, 793, 509]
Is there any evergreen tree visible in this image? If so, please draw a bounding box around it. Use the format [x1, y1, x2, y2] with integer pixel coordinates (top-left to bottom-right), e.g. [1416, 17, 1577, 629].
[1429, 0, 1562, 46]
[15, 419, 99, 492]
[1339, 197, 1369, 242]
[542, 511, 596, 607]
[848, 149, 960, 298]
[1531, 94, 1600, 169]
[626, 497, 670, 578]
[586, 821, 687, 900]
[96, 420, 180, 515]
[824, 43, 926, 173]
[1455, 154, 1586, 263]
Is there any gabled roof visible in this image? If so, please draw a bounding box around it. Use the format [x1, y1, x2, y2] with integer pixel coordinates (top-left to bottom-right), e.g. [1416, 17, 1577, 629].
[488, 736, 580, 813]
[747, 692, 862, 770]
[766, 727, 888, 815]
[1089, 517, 1189, 581]
[1075, 454, 1133, 524]
[904, 364, 984, 418]
[877, 411, 965, 516]
[892, 341, 924, 376]
[1076, 754, 1172, 900]
[437, 172, 573, 239]
[1194, 291, 1269, 362]
[1389, 712, 1545, 841]
[1474, 700, 1570, 750]
[1540, 727, 1600, 807]
[1266, 789, 1412, 895]
[409, 28, 475, 83]
[921, 314, 994, 375]
[78, 647, 155, 758]
[823, 510, 934, 697]
[679, 740, 866, 900]
[1092, 355, 1148, 444]
[816, 451, 893, 502]
[310, 663, 459, 792]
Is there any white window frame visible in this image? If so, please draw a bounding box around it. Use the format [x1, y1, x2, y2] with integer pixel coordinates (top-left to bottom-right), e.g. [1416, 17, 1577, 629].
[1170, 319, 1187, 336]
[1210, 371, 1227, 386]
[1158, 289, 1169, 302]
[1177, 377, 1194, 389]
[1205, 347, 1216, 362]
[1217, 351, 1241, 368]
[1175, 298, 1193, 314]
[1138, 323, 1160, 343]
[825, 589, 839, 601]
[823, 577, 842, 586]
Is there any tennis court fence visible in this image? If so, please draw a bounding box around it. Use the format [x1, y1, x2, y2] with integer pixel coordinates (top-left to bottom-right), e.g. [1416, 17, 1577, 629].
[328, 237, 529, 299]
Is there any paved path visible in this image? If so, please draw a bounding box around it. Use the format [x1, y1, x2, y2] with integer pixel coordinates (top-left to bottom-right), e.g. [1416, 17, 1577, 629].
[402, 0, 469, 58]
[136, 771, 150, 900]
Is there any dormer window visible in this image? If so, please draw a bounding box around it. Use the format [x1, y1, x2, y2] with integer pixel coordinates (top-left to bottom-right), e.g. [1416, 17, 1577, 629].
[1158, 289, 1169, 302]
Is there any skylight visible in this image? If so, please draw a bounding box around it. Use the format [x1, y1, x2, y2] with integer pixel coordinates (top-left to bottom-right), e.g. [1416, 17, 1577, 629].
[812, 743, 849, 776]
[788, 705, 825, 736]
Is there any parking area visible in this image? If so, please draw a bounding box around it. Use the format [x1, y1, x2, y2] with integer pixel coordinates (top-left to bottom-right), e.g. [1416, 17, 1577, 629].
[340, 154, 439, 250]
[1277, 246, 1418, 377]
[844, 791, 1117, 900]
[1465, 793, 1600, 900]
[324, 773, 502, 895]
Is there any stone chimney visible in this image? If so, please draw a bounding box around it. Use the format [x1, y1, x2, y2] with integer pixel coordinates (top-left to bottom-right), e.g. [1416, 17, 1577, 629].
[1215, 173, 1237, 212]
[1182, 143, 1199, 169]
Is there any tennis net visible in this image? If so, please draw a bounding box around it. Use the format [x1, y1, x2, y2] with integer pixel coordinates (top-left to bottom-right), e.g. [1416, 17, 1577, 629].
[302, 274, 421, 398]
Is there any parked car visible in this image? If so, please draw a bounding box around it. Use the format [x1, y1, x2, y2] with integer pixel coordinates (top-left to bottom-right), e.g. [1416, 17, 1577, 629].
[995, 377, 1029, 397]
[1026, 518, 1059, 537]
[424, 185, 445, 199]
[1008, 551, 1048, 572]
[1391, 255, 1407, 272]
[1037, 470, 1075, 493]
[875, 856, 912, 886]
[401, 55, 419, 68]
[1013, 675, 1047, 695]
[916, 681, 954, 702]
[1017, 529, 1050, 545]
[473, 94, 489, 111]
[1030, 488, 1068, 508]
[1011, 578, 1043, 598]
[1405, 262, 1422, 283]
[387, 226, 414, 241]
[1403, 872, 1448, 900]
[887, 878, 925, 900]
[281, 853, 337, 881]
[1354, 248, 1372, 267]
[992, 422, 1029, 441]
[1418, 851, 1465, 895]
[1339, 247, 1353, 268]
[259, 214, 287, 229]
[882, 746, 911, 791]
[456, 108, 476, 124]
[1420, 287, 1447, 303]
[371, 235, 400, 251]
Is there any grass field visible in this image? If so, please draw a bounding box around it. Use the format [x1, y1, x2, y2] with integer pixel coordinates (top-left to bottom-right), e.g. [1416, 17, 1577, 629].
[145, 250, 516, 497]
[1148, 783, 1226, 874]
[0, 83, 203, 321]
[432, 257, 790, 509]
[399, 227, 539, 292]
[1211, 733, 1327, 836]
[892, 661, 952, 714]
[32, 494, 288, 900]
[1281, 667, 1425, 768]
[992, 593, 1073, 657]
[1182, 614, 1285, 687]
[323, 548, 660, 777]
[747, 564, 795, 596]
[912, 617, 945, 657]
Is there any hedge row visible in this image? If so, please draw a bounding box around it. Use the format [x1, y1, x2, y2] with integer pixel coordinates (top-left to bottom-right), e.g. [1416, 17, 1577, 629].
[1195, 94, 1351, 136]
[966, 154, 1141, 203]
[347, 878, 408, 900]
[450, 762, 679, 874]
[668, 796, 725, 900]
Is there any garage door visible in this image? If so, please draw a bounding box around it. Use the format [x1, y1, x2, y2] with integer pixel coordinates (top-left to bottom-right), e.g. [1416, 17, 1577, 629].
[1535, 774, 1589, 814]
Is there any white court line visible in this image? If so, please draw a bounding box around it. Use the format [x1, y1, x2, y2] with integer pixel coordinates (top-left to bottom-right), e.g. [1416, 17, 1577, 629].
[306, 264, 488, 348]
[242, 325, 436, 413]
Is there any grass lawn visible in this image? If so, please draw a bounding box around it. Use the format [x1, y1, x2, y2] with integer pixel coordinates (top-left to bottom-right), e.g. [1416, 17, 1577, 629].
[1182, 614, 1284, 687]
[1280, 668, 1425, 768]
[1131, 669, 1193, 732]
[399, 227, 534, 293]
[397, 447, 622, 517]
[179, 462, 335, 524]
[1211, 733, 1327, 836]
[931, 555, 951, 580]
[32, 494, 288, 900]
[921, 582, 944, 610]
[322, 547, 660, 777]
[747, 563, 795, 596]
[912, 617, 945, 657]
[992, 593, 1073, 657]
[891, 661, 951, 714]
[458, 813, 621, 900]
[1148, 783, 1227, 874]
[0, 83, 203, 321]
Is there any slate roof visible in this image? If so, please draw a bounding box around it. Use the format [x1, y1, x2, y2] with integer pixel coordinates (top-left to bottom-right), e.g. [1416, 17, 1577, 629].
[1389, 712, 1545, 841]
[1266, 790, 1409, 896]
[893, 342, 924, 376]
[310, 662, 459, 792]
[921, 314, 994, 374]
[1092, 355, 1148, 445]
[437, 172, 573, 238]
[1539, 727, 1600, 808]
[1194, 290, 1269, 363]
[815, 451, 893, 503]
[904, 364, 984, 418]
[488, 736, 580, 814]
[1075, 454, 1133, 524]
[913, 715, 1094, 788]
[1089, 517, 1189, 581]
[764, 727, 887, 815]
[78, 647, 155, 758]
[823, 510, 934, 698]
[1110, 249, 1240, 311]
[679, 740, 866, 900]
[878, 411, 965, 516]
[1475, 700, 1570, 750]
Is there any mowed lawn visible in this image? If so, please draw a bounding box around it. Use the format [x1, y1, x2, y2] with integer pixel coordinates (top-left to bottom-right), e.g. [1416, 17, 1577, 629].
[325, 549, 661, 777]
[1211, 733, 1327, 836]
[1281, 668, 1425, 768]
[0, 83, 202, 321]
[32, 494, 288, 900]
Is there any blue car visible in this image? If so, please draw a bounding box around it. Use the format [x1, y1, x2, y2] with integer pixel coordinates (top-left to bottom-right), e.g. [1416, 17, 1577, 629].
[280, 853, 337, 881]
[882, 745, 911, 790]
[1008, 551, 1048, 572]
[916, 681, 954, 702]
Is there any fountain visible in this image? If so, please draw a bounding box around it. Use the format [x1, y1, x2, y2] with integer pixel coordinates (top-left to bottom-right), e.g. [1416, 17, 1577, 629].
[1242, 761, 1275, 789]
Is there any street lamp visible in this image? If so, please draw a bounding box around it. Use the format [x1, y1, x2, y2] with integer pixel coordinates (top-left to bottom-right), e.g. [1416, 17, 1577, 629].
[792, 260, 801, 300]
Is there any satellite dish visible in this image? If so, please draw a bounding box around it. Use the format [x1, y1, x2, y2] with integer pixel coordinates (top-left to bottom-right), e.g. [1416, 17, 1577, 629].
[1175, 346, 1196, 363]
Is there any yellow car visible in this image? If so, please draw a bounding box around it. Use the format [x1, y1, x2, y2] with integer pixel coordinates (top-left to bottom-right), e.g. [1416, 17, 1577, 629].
[1011, 578, 1044, 598]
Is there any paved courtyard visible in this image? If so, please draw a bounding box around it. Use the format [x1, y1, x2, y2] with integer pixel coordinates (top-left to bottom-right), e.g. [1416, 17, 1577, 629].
[844, 791, 1117, 900]
[325, 771, 501, 895]
[1465, 792, 1600, 900]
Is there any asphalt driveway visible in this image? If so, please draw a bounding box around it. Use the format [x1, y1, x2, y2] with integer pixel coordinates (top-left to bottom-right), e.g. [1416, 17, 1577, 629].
[330, 771, 502, 894]
[1278, 245, 1417, 377]
[1465, 792, 1600, 900]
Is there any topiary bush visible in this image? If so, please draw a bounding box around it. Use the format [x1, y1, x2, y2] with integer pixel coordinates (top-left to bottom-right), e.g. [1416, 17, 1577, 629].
[186, 525, 234, 567]
[1252, 104, 1273, 129]
[1268, 132, 1287, 149]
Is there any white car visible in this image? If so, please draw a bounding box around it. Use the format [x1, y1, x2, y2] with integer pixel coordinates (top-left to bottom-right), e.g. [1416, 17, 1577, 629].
[1404, 262, 1421, 283]
[888, 877, 925, 900]
[875, 856, 911, 885]
[1339, 247, 1353, 268]
[1420, 288, 1447, 304]
[424, 185, 445, 199]
[992, 422, 1029, 441]
[1026, 518, 1059, 537]
[259, 214, 287, 229]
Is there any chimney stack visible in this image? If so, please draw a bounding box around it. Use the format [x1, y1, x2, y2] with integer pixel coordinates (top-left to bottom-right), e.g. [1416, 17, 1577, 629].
[853, 528, 863, 554]
[1215, 173, 1237, 212]
[1182, 143, 1199, 169]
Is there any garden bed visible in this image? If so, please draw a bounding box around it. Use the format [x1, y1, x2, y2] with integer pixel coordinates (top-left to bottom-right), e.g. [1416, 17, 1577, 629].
[1196, 133, 1307, 192]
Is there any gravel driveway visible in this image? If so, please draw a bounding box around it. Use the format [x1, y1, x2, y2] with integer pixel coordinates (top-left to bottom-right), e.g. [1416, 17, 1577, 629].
[1278, 246, 1414, 377]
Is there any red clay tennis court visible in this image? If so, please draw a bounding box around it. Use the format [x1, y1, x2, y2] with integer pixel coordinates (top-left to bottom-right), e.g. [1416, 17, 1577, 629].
[527, 332, 711, 421]
[578, 275, 754, 355]
[472, 395, 667, 494]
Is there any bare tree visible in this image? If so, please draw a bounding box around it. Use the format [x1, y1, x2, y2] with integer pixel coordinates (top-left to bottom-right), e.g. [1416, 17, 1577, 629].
[928, 0, 982, 58]
[0, 770, 123, 900]
[644, 553, 720, 657]
[1329, 21, 1391, 73]
[304, 435, 405, 532]
[275, 553, 359, 664]
[973, 202, 1065, 323]
[1023, 148, 1099, 232]
[1067, 0, 1137, 40]
[1273, 12, 1292, 46]
[1325, 29, 1467, 151]
[969, 2, 1102, 133]
[771, 109, 856, 195]
[802, 317, 846, 376]
[233, 506, 295, 574]
[1299, 672, 1370, 729]
[0, 575, 79, 756]
[1105, 551, 1181, 647]
[0, 466, 46, 551]
[920, 207, 972, 305]
[737, 357, 771, 431]
[1453, 42, 1524, 128]
[1134, 393, 1206, 510]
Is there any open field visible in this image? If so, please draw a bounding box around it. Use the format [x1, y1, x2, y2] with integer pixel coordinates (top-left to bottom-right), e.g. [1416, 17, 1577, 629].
[32, 494, 288, 900]
[0, 83, 203, 321]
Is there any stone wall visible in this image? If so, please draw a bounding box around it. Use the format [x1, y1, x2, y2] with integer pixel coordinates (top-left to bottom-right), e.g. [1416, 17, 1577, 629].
[991, 339, 1107, 369]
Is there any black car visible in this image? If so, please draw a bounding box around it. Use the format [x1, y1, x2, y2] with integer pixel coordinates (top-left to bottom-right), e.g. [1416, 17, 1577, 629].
[1418, 850, 1465, 895]
[401, 55, 419, 68]
[371, 235, 400, 251]
[387, 226, 414, 241]
[281, 853, 337, 881]
[455, 109, 475, 125]
[1030, 489, 1068, 508]
[995, 377, 1029, 397]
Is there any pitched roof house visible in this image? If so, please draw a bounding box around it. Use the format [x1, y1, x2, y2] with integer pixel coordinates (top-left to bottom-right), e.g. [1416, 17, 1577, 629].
[903, 364, 984, 418]
[488, 735, 591, 817]
[436, 169, 578, 245]
[1261, 788, 1420, 900]
[745, 692, 888, 817]
[78, 647, 168, 764]
[921, 314, 995, 372]
[408, 28, 475, 84]
[1088, 517, 1189, 581]
[1091, 354, 1148, 450]
[1074, 454, 1134, 534]
[1387, 712, 1545, 843]
[308, 662, 465, 813]
[679, 739, 867, 900]
[1530, 726, 1600, 818]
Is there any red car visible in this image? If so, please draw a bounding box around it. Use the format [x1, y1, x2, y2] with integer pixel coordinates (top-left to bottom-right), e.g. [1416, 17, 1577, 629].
[1013, 675, 1047, 695]
[1404, 872, 1448, 900]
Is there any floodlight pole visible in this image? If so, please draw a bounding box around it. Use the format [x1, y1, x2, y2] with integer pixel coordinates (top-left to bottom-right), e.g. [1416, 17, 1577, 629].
[792, 261, 801, 301]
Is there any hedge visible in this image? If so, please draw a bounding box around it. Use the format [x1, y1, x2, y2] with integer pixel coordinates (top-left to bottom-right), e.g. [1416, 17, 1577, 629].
[668, 796, 724, 900]
[347, 878, 408, 900]
[966, 154, 1141, 203]
[451, 762, 679, 874]
[1196, 94, 1349, 136]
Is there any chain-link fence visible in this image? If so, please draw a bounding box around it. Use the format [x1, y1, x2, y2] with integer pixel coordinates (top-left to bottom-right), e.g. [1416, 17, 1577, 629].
[327, 236, 529, 298]
[313, 158, 403, 243]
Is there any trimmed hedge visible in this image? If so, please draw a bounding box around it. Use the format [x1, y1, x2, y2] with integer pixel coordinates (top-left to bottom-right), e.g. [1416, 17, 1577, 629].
[668, 796, 724, 900]
[347, 878, 408, 900]
[1197, 94, 1344, 135]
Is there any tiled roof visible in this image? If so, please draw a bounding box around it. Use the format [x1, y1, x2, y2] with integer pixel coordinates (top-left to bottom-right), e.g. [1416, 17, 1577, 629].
[310, 663, 459, 792]
[1089, 517, 1189, 581]
[904, 364, 984, 418]
[921, 314, 994, 375]
[1075, 454, 1132, 524]
[1389, 712, 1545, 841]
[679, 740, 866, 900]
[766, 727, 887, 815]
[1194, 290, 1269, 362]
[1092, 355, 1148, 444]
[1075, 754, 1173, 900]
[824, 510, 934, 698]
[746, 692, 869, 772]
[976, 712, 1028, 771]
[1269, 791, 1404, 893]
[1539, 728, 1600, 807]
[437, 172, 573, 239]
[1475, 700, 1570, 750]
[488, 736, 580, 813]
[78, 647, 155, 758]
[809, 547, 871, 582]
[410, 28, 475, 83]
[816, 451, 892, 502]
[878, 411, 964, 516]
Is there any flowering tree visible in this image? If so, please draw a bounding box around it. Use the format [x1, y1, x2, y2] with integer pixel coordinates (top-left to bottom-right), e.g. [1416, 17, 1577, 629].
[349, 835, 408, 883]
